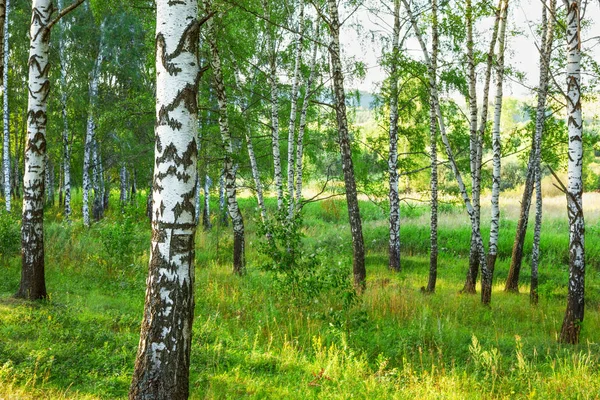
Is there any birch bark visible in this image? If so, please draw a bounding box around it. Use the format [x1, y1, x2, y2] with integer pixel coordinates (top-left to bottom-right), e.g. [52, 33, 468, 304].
[18, 0, 84, 299]
[206, 4, 245, 274]
[388, 0, 401, 273]
[426, 0, 439, 293]
[403, 0, 491, 304]
[294, 24, 319, 207]
[57, 0, 70, 219]
[560, 0, 585, 344]
[326, 0, 366, 290]
[83, 22, 104, 227]
[286, 3, 304, 217]
[129, 0, 199, 397]
[1, 0, 8, 212]
[505, 0, 555, 292]
[487, 0, 509, 286]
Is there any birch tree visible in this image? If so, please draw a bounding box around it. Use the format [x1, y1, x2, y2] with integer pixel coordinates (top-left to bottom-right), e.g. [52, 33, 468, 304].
[487, 0, 509, 283]
[403, 0, 491, 304]
[425, 0, 439, 292]
[82, 20, 105, 227]
[286, 3, 304, 217]
[17, 0, 83, 300]
[58, 0, 71, 219]
[129, 0, 200, 396]
[323, 0, 367, 290]
[1, 0, 8, 212]
[560, 0, 585, 344]
[505, 0, 556, 293]
[387, 0, 402, 272]
[206, 2, 246, 274]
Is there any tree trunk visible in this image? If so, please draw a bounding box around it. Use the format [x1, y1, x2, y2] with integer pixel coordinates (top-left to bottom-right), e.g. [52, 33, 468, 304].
[487, 0, 509, 296]
[58, 0, 71, 220]
[286, 3, 304, 217]
[17, 0, 54, 300]
[206, 4, 245, 274]
[426, 0, 439, 293]
[462, 0, 480, 294]
[505, 0, 555, 293]
[83, 24, 104, 227]
[560, 0, 585, 345]
[403, 0, 490, 304]
[129, 0, 199, 397]
[245, 127, 267, 222]
[202, 175, 211, 230]
[1, 0, 8, 212]
[326, 0, 366, 290]
[387, 0, 401, 273]
[120, 165, 127, 205]
[218, 170, 228, 226]
[294, 24, 319, 208]
[267, 22, 283, 211]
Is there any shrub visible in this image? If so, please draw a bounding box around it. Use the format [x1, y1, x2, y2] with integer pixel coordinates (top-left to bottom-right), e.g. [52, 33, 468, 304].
[0, 211, 20, 259]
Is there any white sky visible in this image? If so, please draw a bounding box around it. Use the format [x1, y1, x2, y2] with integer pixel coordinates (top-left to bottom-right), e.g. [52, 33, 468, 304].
[341, 0, 600, 99]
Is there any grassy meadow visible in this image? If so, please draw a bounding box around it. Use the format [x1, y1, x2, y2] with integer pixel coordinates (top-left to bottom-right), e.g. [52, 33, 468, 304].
[0, 188, 600, 399]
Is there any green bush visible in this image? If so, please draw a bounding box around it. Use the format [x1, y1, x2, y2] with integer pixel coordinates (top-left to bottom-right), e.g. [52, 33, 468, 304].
[0, 211, 20, 258]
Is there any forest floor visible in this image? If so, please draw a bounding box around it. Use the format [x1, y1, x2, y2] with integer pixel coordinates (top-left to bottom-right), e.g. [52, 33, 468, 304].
[0, 191, 599, 399]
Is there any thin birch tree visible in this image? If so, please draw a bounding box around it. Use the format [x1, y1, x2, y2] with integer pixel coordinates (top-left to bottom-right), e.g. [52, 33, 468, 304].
[1, 0, 8, 212]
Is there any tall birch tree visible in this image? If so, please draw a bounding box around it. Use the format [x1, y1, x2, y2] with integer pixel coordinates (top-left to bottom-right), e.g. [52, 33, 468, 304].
[206, 2, 246, 274]
[560, 0, 585, 344]
[1, 0, 8, 212]
[387, 0, 402, 272]
[323, 0, 366, 290]
[129, 0, 200, 397]
[17, 0, 83, 300]
[505, 0, 556, 292]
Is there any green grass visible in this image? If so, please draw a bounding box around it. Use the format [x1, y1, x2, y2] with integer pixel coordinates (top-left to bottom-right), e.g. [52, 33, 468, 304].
[0, 192, 599, 399]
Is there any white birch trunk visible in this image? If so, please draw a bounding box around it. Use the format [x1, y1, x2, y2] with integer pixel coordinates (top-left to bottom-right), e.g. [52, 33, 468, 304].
[286, 3, 304, 216]
[560, 0, 585, 344]
[388, 0, 401, 272]
[120, 165, 127, 204]
[488, 0, 509, 275]
[426, 0, 439, 293]
[268, 32, 283, 210]
[1, 0, 8, 212]
[505, 0, 555, 292]
[403, 0, 491, 304]
[129, 0, 199, 396]
[206, 3, 245, 273]
[82, 24, 104, 227]
[294, 24, 319, 207]
[58, 0, 70, 219]
[246, 127, 267, 222]
[203, 175, 211, 229]
[18, 0, 52, 300]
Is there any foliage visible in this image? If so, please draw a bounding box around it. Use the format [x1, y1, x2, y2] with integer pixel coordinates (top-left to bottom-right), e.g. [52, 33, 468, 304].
[0, 210, 20, 259]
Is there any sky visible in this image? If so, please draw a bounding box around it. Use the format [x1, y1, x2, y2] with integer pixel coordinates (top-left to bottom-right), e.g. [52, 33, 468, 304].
[341, 0, 600, 99]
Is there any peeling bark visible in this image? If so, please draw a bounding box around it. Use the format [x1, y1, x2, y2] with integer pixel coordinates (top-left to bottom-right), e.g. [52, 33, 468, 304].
[129, 0, 199, 397]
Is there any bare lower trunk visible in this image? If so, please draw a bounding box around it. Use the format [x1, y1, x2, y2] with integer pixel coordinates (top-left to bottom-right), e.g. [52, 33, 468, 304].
[58, 0, 70, 220]
[505, 0, 555, 293]
[129, 0, 199, 397]
[560, 0, 585, 345]
[206, 5, 245, 274]
[327, 0, 366, 290]
[388, 0, 401, 273]
[426, 0, 439, 293]
[219, 170, 227, 226]
[267, 23, 283, 210]
[246, 128, 267, 221]
[120, 165, 127, 205]
[530, 166, 542, 304]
